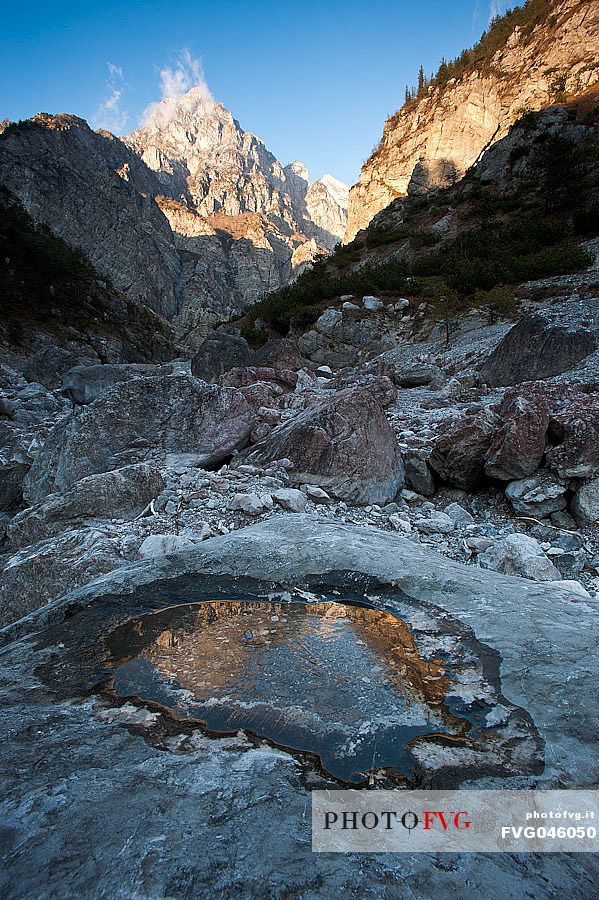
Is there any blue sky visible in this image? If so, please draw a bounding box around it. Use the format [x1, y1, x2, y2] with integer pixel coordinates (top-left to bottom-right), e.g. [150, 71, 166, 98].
[0, 0, 514, 185]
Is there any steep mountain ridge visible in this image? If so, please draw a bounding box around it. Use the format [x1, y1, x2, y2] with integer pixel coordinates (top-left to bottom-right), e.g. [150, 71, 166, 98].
[126, 88, 348, 249]
[236, 90, 599, 357]
[346, 0, 599, 240]
[0, 96, 348, 348]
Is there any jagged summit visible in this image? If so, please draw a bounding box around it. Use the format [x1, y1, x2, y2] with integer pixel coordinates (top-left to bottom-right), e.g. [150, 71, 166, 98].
[125, 86, 348, 246]
[318, 174, 349, 210]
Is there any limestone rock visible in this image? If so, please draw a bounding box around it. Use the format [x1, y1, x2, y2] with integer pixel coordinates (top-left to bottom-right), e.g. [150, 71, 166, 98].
[136, 534, 195, 559]
[191, 332, 253, 382]
[403, 451, 435, 497]
[546, 392, 599, 479]
[0, 102, 347, 347]
[219, 366, 298, 393]
[242, 386, 404, 505]
[346, 0, 599, 240]
[327, 373, 396, 407]
[550, 580, 591, 598]
[0, 459, 30, 511]
[414, 511, 455, 535]
[0, 528, 123, 626]
[480, 299, 599, 387]
[272, 488, 307, 513]
[505, 473, 568, 518]
[21, 347, 97, 390]
[62, 362, 178, 404]
[303, 485, 332, 504]
[8, 463, 164, 549]
[393, 365, 445, 389]
[227, 493, 269, 516]
[480, 533, 560, 582]
[571, 477, 599, 525]
[25, 375, 255, 501]
[445, 502, 474, 526]
[315, 309, 343, 335]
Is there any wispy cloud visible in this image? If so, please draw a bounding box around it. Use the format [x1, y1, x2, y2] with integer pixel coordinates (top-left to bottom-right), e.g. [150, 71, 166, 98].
[141, 49, 214, 129]
[159, 49, 209, 99]
[93, 62, 129, 134]
[489, 0, 508, 23]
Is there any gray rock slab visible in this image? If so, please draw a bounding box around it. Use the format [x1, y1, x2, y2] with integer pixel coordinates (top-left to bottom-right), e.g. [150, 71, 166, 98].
[0, 517, 597, 897]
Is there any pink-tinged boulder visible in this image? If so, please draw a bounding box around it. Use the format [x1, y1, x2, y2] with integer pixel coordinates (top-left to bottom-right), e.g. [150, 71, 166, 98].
[484, 383, 551, 481]
[327, 373, 397, 407]
[219, 366, 298, 392]
[24, 375, 255, 501]
[219, 366, 299, 419]
[546, 392, 599, 479]
[429, 406, 499, 490]
[237, 381, 285, 413]
[241, 386, 404, 505]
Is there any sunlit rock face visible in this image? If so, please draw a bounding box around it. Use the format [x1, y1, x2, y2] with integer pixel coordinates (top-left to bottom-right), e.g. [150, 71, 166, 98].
[0, 93, 348, 348]
[346, 0, 599, 240]
[126, 88, 348, 251]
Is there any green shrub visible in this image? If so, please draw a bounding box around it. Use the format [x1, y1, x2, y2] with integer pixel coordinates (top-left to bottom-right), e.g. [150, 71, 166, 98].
[409, 230, 440, 249]
[411, 217, 588, 293]
[472, 285, 520, 322]
[365, 226, 409, 248]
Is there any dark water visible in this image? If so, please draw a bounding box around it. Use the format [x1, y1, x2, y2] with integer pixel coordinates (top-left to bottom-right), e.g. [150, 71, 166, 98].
[105, 599, 471, 783]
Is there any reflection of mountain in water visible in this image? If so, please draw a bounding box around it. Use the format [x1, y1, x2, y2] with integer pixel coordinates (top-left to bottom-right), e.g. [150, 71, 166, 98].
[106, 600, 471, 782]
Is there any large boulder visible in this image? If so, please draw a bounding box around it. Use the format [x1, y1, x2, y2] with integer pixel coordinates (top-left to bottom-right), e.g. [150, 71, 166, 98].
[545, 392, 599, 479]
[479, 534, 560, 582]
[219, 366, 298, 393]
[61, 362, 178, 404]
[0, 528, 123, 626]
[241, 386, 404, 505]
[571, 477, 599, 525]
[326, 373, 396, 407]
[479, 299, 599, 387]
[22, 346, 98, 390]
[0, 375, 70, 510]
[429, 406, 499, 490]
[484, 384, 550, 481]
[24, 375, 255, 501]
[252, 338, 304, 371]
[393, 364, 445, 389]
[8, 463, 164, 549]
[191, 332, 252, 382]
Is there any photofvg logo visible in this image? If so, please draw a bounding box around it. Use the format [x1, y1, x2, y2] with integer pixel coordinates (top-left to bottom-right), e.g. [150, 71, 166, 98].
[312, 790, 599, 853]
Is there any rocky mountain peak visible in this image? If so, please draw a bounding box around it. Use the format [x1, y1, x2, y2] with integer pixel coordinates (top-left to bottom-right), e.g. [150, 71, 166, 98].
[286, 160, 309, 182]
[316, 174, 349, 210]
[125, 86, 348, 248]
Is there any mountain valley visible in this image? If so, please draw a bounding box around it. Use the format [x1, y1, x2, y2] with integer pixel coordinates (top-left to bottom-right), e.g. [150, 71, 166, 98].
[1, 2, 599, 897]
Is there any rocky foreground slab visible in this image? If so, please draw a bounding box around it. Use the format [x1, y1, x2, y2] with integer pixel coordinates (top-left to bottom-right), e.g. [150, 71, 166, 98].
[0, 517, 597, 898]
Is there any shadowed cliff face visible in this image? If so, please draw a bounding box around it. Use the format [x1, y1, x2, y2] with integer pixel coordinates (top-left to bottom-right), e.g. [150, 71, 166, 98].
[346, 0, 599, 240]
